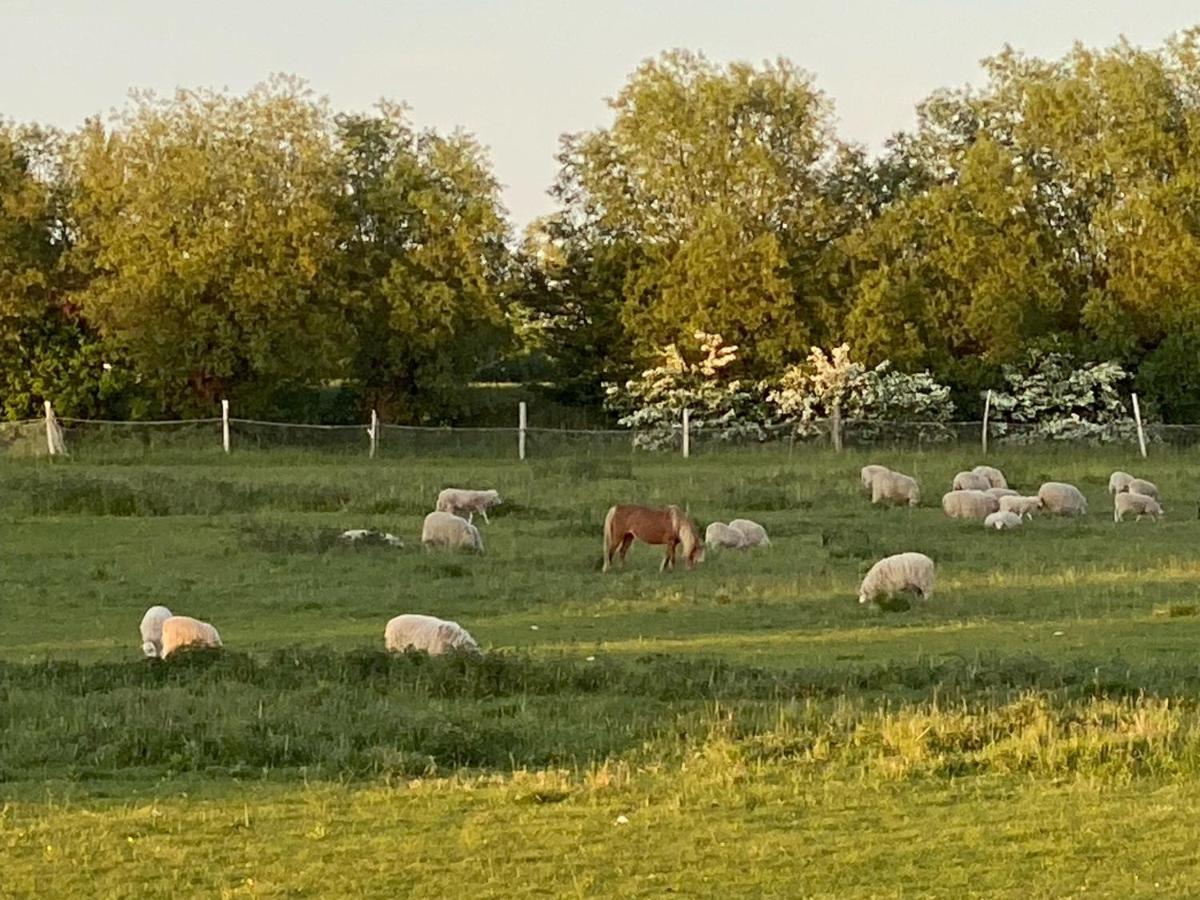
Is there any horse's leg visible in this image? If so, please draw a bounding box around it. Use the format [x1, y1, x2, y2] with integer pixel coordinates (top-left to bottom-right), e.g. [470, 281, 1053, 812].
[619, 534, 634, 566]
[661, 540, 676, 572]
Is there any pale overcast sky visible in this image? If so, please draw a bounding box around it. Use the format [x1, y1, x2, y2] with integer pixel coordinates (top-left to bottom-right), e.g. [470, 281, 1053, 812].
[3, 1, 1197, 229]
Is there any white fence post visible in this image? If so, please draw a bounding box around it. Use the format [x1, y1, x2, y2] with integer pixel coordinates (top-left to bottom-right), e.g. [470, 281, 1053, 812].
[1132, 393, 1147, 459]
[44, 400, 66, 456]
[831, 401, 843, 452]
[221, 399, 230, 454]
[682, 408, 690, 459]
[982, 390, 992, 455]
[369, 409, 378, 459]
[518, 401, 527, 461]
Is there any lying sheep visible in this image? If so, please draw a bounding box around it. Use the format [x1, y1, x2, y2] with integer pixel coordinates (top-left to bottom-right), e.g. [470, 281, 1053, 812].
[972, 465, 1008, 490]
[953, 471, 992, 492]
[160, 615, 222, 659]
[728, 518, 770, 547]
[339, 529, 404, 547]
[861, 464, 890, 494]
[984, 510, 1023, 530]
[858, 552, 935, 606]
[1038, 482, 1088, 516]
[705, 522, 747, 550]
[985, 487, 1020, 499]
[1127, 478, 1159, 501]
[1109, 471, 1134, 495]
[435, 488, 502, 524]
[1114, 492, 1164, 522]
[384, 614, 481, 656]
[421, 511, 484, 552]
[139, 605, 173, 658]
[999, 495, 1043, 519]
[942, 490, 1000, 520]
[872, 470, 920, 507]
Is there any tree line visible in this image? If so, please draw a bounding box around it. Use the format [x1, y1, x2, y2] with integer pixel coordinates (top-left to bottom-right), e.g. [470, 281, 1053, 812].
[6, 30, 1200, 423]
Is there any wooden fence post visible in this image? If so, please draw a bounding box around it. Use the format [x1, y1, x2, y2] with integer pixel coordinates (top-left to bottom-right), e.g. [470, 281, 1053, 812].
[982, 390, 992, 455]
[1132, 393, 1147, 459]
[518, 401, 527, 461]
[221, 399, 230, 454]
[369, 409, 378, 459]
[831, 401, 842, 452]
[682, 408, 690, 459]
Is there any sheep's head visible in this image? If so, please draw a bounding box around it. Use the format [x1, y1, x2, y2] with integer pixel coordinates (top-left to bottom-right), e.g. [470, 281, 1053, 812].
[142, 640, 160, 658]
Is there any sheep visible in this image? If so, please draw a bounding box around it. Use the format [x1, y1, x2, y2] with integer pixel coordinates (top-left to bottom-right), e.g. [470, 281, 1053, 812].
[942, 490, 1000, 520]
[384, 614, 481, 656]
[728, 518, 770, 548]
[421, 511, 484, 552]
[1127, 478, 1159, 501]
[985, 487, 1020, 500]
[1109, 471, 1135, 495]
[139, 605, 173, 658]
[159, 615, 222, 658]
[999, 495, 1043, 519]
[971, 465, 1008, 490]
[705, 522, 747, 550]
[984, 510, 1023, 531]
[858, 552, 935, 606]
[871, 470, 920, 507]
[435, 488, 502, 524]
[861, 464, 891, 494]
[1114, 492, 1164, 523]
[952, 471, 992, 492]
[1038, 482, 1088, 516]
[339, 529, 403, 547]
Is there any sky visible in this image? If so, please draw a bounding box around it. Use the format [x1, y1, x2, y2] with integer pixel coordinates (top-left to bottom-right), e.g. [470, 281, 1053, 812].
[3, 1, 1198, 229]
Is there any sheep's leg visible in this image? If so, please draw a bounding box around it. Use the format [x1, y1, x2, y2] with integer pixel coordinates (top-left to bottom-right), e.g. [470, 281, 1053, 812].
[467, 511, 475, 524]
[481, 509, 490, 524]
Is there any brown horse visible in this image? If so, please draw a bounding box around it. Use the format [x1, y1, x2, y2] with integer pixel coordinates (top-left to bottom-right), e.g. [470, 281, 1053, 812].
[602, 504, 705, 572]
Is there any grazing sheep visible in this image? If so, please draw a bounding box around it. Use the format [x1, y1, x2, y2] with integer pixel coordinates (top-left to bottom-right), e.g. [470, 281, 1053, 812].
[999, 495, 1043, 519]
[728, 518, 770, 548]
[1038, 482, 1088, 516]
[1127, 478, 1159, 501]
[984, 510, 1023, 531]
[871, 470, 920, 507]
[1109, 471, 1135, 495]
[384, 614, 481, 656]
[985, 487, 1020, 499]
[1114, 492, 1164, 522]
[971, 465, 1008, 490]
[942, 490, 1000, 520]
[435, 488, 502, 524]
[421, 511, 484, 552]
[159, 615, 222, 659]
[139, 605, 173, 658]
[339, 529, 403, 547]
[861, 464, 891, 494]
[705, 522, 747, 550]
[953, 471, 992, 492]
[858, 552, 935, 606]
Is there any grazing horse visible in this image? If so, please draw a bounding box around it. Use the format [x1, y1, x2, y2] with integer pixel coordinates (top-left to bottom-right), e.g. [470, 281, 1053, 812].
[602, 504, 704, 572]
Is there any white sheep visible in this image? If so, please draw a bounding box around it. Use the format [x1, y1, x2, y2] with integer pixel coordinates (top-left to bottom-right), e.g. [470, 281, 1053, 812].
[1114, 492, 1164, 522]
[728, 518, 770, 548]
[942, 490, 1000, 519]
[985, 487, 1020, 499]
[861, 464, 891, 494]
[339, 529, 404, 547]
[952, 471, 992, 492]
[159, 615, 223, 658]
[435, 488, 502, 524]
[858, 552, 935, 606]
[971, 465, 1008, 489]
[1127, 478, 1159, 501]
[384, 614, 481, 656]
[984, 510, 1023, 531]
[1109, 471, 1134, 495]
[705, 522, 747, 550]
[139, 605, 173, 658]
[1038, 482, 1088, 516]
[871, 470, 920, 507]
[999, 495, 1043, 519]
[421, 511, 484, 552]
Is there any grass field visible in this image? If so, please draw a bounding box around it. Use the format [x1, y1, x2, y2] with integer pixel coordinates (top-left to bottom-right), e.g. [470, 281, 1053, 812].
[4, 441, 1200, 897]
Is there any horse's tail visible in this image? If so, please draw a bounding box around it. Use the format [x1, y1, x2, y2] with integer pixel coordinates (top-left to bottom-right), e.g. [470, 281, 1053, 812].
[602, 505, 618, 571]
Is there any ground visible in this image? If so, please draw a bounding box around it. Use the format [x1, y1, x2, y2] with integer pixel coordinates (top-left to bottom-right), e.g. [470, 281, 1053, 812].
[3, 440, 1199, 897]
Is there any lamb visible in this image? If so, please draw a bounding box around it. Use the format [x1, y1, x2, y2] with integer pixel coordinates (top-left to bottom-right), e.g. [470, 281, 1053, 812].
[1114, 492, 1164, 522]
[1038, 482, 1088, 516]
[858, 552, 935, 606]
[953, 471, 992, 492]
[1109, 471, 1134, 495]
[139, 605, 173, 658]
[861, 464, 891, 494]
[999, 495, 1043, 519]
[871, 470, 920, 507]
[435, 488, 502, 524]
[971, 465, 1008, 489]
[339, 529, 403, 547]
[705, 522, 747, 550]
[942, 490, 1000, 520]
[159, 615, 222, 659]
[421, 511, 484, 552]
[984, 510, 1023, 530]
[1127, 478, 1159, 501]
[728, 518, 770, 548]
[384, 613, 481, 656]
[985, 487, 1020, 499]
